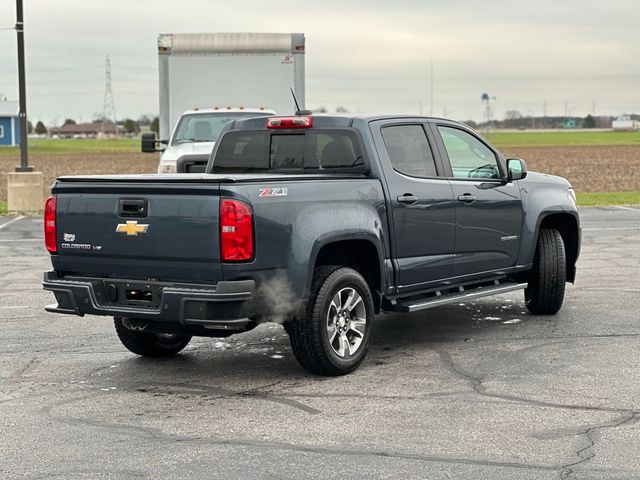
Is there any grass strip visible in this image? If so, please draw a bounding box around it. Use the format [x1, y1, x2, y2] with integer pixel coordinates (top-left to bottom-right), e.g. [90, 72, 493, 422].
[576, 191, 640, 206]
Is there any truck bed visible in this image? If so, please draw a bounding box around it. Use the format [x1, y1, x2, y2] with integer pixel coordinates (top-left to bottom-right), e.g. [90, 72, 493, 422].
[56, 173, 367, 183]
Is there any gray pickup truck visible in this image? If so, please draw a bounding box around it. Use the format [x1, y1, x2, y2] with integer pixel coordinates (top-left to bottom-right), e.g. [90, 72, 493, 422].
[43, 114, 580, 375]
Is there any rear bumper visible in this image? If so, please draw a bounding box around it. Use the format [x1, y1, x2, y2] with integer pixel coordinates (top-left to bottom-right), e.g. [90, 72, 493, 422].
[42, 271, 255, 331]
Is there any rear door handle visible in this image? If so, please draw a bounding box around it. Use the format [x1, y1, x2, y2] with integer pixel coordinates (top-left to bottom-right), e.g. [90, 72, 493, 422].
[397, 194, 418, 205]
[457, 194, 476, 203]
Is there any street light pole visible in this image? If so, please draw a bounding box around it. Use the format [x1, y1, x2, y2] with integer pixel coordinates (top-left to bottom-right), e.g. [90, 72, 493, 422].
[15, 0, 31, 172]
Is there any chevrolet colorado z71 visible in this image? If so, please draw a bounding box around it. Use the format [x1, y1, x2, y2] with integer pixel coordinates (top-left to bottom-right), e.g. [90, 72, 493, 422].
[43, 115, 580, 375]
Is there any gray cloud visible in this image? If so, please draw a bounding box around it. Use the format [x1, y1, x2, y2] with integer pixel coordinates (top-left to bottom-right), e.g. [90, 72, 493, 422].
[0, 0, 638, 124]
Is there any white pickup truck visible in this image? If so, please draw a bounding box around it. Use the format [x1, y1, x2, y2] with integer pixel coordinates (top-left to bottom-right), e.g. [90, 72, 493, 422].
[142, 107, 274, 173]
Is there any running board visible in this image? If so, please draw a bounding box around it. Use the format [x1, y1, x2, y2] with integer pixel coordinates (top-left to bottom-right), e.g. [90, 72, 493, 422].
[390, 281, 527, 313]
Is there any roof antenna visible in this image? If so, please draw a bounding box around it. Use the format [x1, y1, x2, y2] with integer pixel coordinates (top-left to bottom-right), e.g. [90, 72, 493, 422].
[291, 88, 312, 115]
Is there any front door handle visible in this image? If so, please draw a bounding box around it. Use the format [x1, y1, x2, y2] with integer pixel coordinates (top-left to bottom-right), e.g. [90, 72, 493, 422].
[457, 193, 476, 203]
[397, 194, 418, 205]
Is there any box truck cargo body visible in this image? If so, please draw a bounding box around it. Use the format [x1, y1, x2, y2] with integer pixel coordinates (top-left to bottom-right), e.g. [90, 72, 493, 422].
[157, 32, 305, 140]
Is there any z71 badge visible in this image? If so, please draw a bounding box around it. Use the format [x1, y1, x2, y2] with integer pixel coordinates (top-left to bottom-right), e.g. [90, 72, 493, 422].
[259, 187, 288, 198]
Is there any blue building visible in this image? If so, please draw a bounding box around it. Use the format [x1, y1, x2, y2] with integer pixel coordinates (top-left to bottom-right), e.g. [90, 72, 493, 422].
[0, 100, 20, 146]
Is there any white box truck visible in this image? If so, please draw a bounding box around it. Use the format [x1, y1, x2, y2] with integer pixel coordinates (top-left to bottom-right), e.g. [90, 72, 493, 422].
[142, 32, 306, 173]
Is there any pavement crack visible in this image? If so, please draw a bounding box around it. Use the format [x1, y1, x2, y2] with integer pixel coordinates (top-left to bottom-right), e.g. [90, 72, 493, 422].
[559, 413, 640, 479]
[431, 345, 640, 477]
[53, 415, 167, 440]
[137, 381, 322, 415]
[431, 345, 640, 415]
[235, 380, 322, 414]
[43, 413, 561, 473]
[10, 355, 39, 378]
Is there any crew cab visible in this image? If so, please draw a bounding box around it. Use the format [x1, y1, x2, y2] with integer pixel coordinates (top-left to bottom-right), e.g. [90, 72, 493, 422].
[43, 115, 580, 375]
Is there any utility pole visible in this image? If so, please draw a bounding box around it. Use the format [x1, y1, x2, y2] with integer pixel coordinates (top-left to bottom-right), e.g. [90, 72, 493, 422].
[524, 108, 535, 129]
[429, 61, 434, 116]
[7, 0, 42, 214]
[15, 0, 31, 172]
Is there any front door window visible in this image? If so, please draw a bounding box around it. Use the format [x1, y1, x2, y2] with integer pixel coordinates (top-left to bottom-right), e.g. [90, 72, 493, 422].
[437, 126, 500, 179]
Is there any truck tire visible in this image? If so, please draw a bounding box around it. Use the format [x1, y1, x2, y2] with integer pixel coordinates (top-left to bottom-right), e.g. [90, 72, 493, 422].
[525, 228, 566, 315]
[114, 317, 191, 357]
[288, 266, 374, 376]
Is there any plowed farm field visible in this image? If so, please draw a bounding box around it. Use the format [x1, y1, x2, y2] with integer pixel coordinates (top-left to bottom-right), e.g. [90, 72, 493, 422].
[0, 153, 157, 201]
[1, 145, 639, 201]
[500, 145, 640, 192]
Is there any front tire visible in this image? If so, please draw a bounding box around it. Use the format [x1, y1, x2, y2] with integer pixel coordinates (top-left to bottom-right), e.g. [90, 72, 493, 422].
[525, 228, 566, 315]
[114, 317, 191, 357]
[288, 267, 374, 376]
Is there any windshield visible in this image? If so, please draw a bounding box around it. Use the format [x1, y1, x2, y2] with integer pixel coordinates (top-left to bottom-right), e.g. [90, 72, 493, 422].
[171, 112, 271, 145]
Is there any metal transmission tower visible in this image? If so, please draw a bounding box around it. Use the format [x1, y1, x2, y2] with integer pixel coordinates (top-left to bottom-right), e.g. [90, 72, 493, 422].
[101, 54, 117, 135]
[481, 92, 496, 126]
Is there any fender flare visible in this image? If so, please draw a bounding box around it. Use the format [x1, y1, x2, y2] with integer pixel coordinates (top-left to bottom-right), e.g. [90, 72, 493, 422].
[304, 232, 386, 300]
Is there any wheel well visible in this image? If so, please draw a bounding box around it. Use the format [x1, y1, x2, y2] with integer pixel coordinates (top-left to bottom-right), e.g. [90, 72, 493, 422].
[314, 240, 382, 310]
[539, 213, 579, 282]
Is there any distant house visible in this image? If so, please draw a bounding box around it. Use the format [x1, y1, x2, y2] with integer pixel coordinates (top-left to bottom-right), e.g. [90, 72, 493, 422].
[49, 121, 124, 138]
[612, 115, 640, 131]
[0, 100, 20, 146]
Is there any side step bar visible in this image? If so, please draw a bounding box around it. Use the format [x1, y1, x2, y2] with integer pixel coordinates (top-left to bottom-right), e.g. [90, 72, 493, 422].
[390, 281, 527, 313]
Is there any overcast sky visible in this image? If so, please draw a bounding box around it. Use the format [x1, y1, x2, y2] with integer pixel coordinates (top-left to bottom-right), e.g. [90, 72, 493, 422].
[1, 0, 639, 125]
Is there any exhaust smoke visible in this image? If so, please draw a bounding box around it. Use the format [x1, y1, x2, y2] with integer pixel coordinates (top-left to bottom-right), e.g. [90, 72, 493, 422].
[254, 272, 303, 325]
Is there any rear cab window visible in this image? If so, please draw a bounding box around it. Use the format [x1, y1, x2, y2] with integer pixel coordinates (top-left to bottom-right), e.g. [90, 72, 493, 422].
[212, 129, 366, 174]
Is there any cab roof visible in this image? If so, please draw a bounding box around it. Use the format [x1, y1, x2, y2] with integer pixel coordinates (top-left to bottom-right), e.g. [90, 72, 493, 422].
[229, 114, 464, 130]
[180, 107, 276, 116]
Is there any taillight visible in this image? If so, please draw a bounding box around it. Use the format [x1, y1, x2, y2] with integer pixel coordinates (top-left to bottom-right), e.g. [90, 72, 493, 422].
[44, 196, 57, 254]
[267, 116, 313, 129]
[220, 199, 254, 261]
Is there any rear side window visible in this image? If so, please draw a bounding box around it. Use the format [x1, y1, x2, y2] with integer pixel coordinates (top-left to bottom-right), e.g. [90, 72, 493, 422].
[381, 125, 438, 178]
[212, 130, 365, 173]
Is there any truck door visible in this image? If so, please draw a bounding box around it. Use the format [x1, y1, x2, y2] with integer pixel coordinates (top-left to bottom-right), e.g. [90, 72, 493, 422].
[430, 123, 523, 278]
[370, 121, 456, 294]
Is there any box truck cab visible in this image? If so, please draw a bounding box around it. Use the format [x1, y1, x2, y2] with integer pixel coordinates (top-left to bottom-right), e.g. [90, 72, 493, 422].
[143, 107, 274, 173]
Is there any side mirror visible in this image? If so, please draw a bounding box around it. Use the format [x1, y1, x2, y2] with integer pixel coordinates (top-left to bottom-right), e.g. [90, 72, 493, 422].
[506, 158, 527, 181]
[141, 132, 167, 153]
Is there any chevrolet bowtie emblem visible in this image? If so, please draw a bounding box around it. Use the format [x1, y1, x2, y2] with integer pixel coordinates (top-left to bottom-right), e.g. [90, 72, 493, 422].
[116, 221, 149, 236]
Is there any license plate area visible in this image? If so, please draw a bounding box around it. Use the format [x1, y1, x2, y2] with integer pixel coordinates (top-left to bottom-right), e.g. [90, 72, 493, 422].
[126, 288, 153, 302]
[100, 280, 162, 308]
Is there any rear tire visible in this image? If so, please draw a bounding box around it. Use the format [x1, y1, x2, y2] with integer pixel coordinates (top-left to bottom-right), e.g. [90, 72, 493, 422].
[288, 267, 374, 376]
[114, 317, 191, 357]
[525, 228, 566, 315]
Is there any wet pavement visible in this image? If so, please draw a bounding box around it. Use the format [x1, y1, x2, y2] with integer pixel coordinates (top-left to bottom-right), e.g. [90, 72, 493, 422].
[1, 207, 639, 479]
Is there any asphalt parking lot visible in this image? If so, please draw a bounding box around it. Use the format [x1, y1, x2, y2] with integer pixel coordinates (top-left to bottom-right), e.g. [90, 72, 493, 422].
[1, 207, 639, 479]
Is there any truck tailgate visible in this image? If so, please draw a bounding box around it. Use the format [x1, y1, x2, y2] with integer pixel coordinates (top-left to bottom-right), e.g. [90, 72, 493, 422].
[53, 180, 223, 283]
